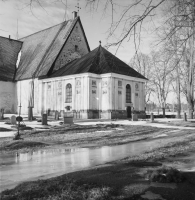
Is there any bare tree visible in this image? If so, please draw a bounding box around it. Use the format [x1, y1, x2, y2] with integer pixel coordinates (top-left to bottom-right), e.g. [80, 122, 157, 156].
[150, 50, 174, 117]
[129, 53, 155, 103]
[144, 0, 195, 118]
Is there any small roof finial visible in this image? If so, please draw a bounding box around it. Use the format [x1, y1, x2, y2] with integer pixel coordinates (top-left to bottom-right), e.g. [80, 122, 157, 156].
[99, 41, 101, 46]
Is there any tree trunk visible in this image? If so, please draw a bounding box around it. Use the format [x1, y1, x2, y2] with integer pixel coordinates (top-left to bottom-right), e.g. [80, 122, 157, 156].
[176, 77, 181, 118]
[174, 13, 181, 119]
[187, 5, 195, 119]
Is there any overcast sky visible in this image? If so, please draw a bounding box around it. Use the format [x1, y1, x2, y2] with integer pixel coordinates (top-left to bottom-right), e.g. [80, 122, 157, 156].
[0, 0, 159, 63]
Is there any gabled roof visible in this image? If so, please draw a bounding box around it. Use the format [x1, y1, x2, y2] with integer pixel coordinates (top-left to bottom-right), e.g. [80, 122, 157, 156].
[48, 45, 147, 80]
[0, 36, 22, 81]
[15, 17, 89, 80]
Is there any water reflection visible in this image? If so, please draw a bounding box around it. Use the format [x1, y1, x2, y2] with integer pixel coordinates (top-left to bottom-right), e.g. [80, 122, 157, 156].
[0, 137, 181, 192]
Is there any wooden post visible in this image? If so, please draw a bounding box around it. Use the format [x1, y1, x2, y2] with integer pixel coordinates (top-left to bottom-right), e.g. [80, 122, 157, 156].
[151, 113, 154, 122]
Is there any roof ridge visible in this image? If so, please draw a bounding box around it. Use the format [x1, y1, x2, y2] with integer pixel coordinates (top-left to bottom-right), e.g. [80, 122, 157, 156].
[19, 18, 75, 40]
[99, 46, 111, 73]
[0, 36, 23, 43]
[88, 46, 101, 73]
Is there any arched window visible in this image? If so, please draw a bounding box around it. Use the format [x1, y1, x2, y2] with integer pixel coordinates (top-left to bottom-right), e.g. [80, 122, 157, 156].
[66, 83, 72, 103]
[126, 84, 131, 103]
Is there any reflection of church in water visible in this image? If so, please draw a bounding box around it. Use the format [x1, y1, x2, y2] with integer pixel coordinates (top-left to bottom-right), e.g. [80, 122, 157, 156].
[0, 11, 147, 119]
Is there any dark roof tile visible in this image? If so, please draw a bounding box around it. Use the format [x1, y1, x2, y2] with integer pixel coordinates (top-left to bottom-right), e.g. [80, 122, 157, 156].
[0, 36, 22, 81]
[15, 17, 79, 80]
[48, 45, 147, 80]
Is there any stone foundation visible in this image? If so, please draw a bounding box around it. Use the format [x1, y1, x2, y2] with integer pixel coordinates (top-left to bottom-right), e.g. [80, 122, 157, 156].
[46, 109, 147, 120]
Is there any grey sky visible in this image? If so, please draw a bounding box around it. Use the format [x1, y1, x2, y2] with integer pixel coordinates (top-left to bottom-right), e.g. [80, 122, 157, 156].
[0, 0, 159, 63]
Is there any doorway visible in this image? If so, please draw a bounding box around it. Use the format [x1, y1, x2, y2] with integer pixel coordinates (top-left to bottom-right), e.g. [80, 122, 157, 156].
[126, 106, 132, 118]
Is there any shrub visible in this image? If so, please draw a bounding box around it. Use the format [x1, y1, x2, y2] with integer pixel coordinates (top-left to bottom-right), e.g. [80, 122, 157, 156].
[146, 166, 185, 183]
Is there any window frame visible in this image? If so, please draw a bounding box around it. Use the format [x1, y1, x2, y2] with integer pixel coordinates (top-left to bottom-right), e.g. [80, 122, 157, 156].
[126, 84, 131, 103]
[65, 83, 72, 103]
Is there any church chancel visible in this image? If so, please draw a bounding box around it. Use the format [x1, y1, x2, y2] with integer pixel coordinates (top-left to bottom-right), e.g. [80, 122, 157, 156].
[0, 12, 147, 119]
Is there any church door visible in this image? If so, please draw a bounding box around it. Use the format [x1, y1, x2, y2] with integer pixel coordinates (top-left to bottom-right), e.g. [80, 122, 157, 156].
[127, 106, 132, 118]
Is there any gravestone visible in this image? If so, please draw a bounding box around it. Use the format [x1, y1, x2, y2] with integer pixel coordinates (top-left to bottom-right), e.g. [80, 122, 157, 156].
[55, 111, 59, 120]
[42, 114, 48, 125]
[10, 115, 16, 125]
[64, 116, 73, 124]
[132, 114, 138, 121]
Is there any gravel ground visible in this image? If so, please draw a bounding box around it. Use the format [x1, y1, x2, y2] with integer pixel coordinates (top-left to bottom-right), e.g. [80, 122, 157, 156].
[0, 124, 180, 153]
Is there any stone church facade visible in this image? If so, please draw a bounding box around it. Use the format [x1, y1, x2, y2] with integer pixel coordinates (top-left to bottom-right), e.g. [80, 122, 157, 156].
[0, 12, 147, 119]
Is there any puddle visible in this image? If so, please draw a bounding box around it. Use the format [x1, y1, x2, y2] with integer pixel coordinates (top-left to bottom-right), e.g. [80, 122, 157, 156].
[0, 136, 192, 192]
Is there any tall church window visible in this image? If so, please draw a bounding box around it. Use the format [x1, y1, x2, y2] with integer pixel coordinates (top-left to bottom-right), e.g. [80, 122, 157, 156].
[66, 83, 72, 103]
[126, 84, 131, 103]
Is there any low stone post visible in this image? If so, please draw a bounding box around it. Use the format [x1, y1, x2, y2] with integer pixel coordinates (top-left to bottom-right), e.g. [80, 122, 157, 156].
[28, 107, 33, 121]
[184, 112, 187, 121]
[55, 111, 59, 120]
[0, 111, 3, 120]
[150, 113, 154, 122]
[42, 114, 48, 125]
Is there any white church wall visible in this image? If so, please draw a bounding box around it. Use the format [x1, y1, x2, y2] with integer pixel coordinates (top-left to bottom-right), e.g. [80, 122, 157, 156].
[101, 77, 110, 111]
[102, 73, 147, 119]
[0, 81, 17, 113]
[20, 72, 146, 119]
[75, 78, 82, 111]
[41, 74, 91, 118]
[83, 76, 89, 111]
[87, 76, 99, 118]
[17, 78, 40, 115]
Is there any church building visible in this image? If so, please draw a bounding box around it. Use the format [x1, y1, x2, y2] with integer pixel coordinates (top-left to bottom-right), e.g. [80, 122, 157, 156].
[0, 12, 147, 119]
